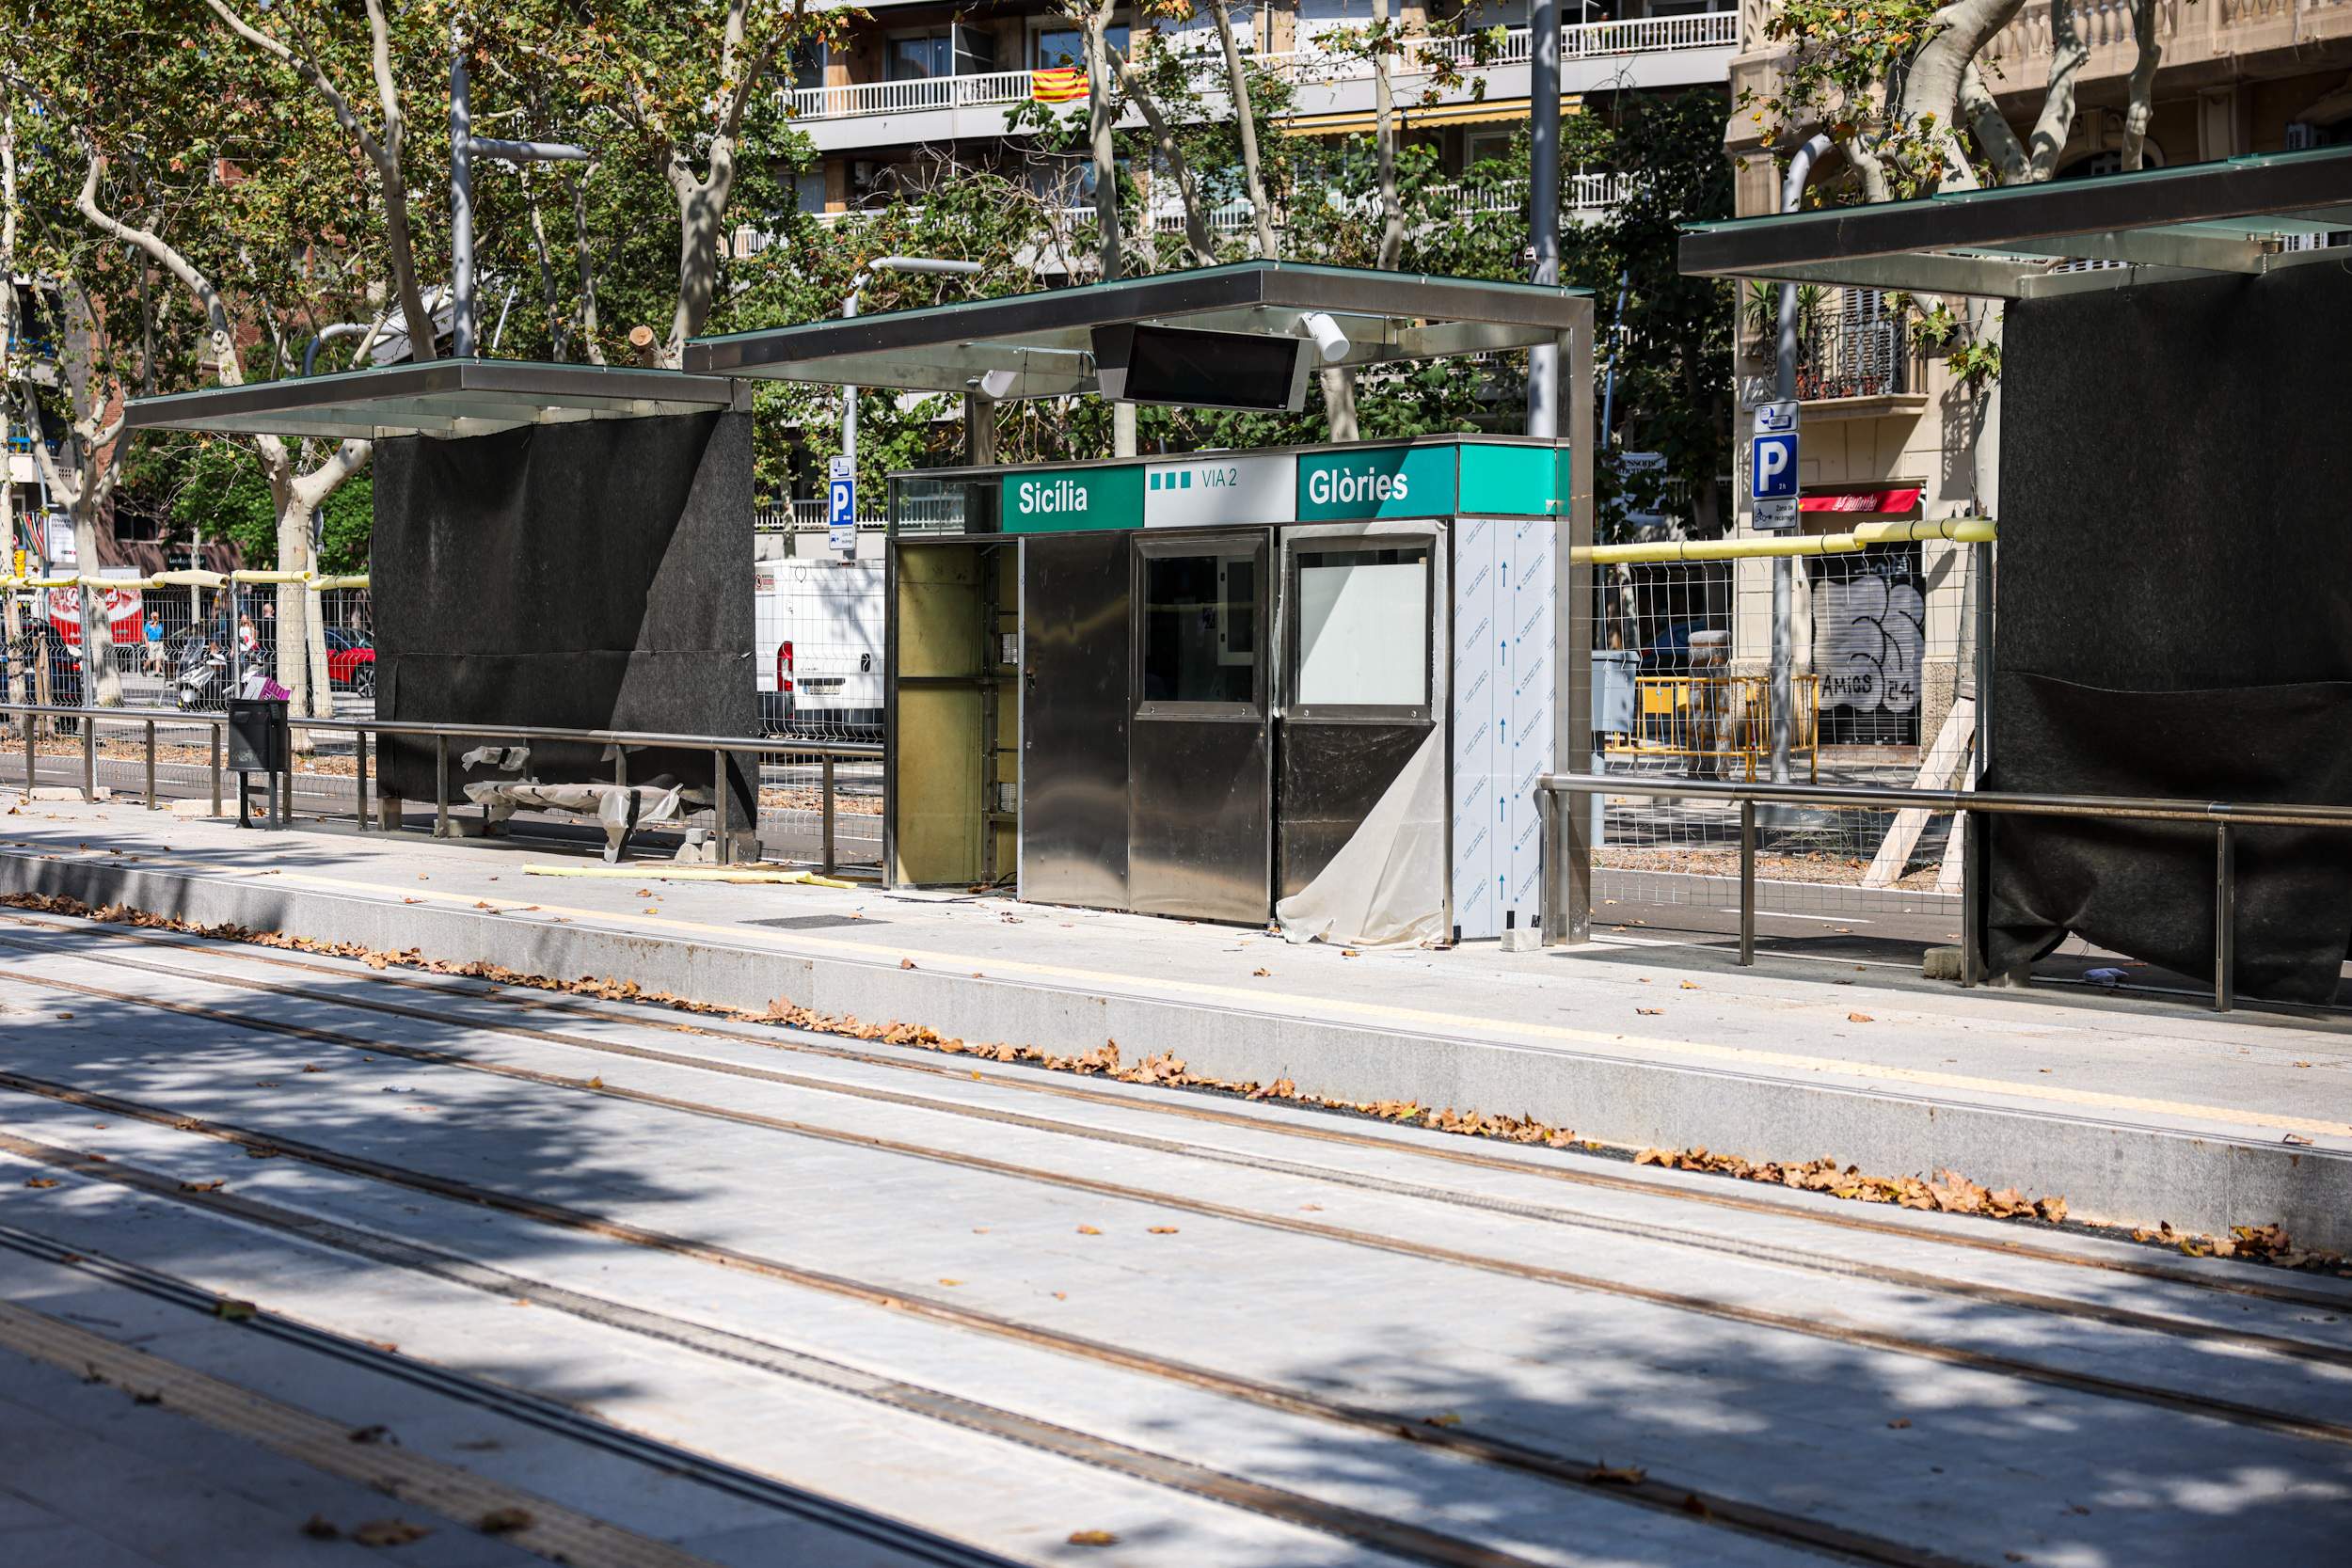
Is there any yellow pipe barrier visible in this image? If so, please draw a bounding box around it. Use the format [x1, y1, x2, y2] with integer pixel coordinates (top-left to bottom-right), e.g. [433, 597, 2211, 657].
[1576, 516, 1994, 566]
[1, 569, 370, 592]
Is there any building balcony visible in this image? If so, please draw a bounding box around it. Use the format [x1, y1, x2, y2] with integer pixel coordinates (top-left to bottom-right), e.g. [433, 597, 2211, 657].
[730, 172, 1632, 260]
[783, 12, 1738, 150]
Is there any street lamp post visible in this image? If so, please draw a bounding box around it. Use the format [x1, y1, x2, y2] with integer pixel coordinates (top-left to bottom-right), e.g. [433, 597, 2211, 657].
[1527, 0, 1561, 438]
[450, 26, 590, 358]
[839, 258, 983, 468]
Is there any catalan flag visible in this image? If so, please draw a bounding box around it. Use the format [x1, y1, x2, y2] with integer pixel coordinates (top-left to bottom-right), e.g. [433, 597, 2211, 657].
[1031, 67, 1088, 104]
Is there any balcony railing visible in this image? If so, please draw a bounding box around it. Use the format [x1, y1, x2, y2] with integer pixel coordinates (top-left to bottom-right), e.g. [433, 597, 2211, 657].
[732, 171, 1633, 257]
[1796, 294, 1911, 401]
[783, 12, 1738, 124]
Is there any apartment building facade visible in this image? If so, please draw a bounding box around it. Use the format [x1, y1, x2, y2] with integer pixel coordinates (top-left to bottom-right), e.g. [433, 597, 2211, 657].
[757, 0, 1740, 240]
[1716, 0, 2352, 750]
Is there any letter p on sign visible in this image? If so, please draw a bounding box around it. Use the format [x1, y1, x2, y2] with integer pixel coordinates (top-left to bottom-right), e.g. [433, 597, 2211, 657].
[1752, 433, 1797, 501]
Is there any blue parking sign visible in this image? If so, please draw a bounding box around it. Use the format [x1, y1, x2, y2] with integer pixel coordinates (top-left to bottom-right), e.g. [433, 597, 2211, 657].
[1752, 433, 1798, 501]
[827, 455, 856, 555]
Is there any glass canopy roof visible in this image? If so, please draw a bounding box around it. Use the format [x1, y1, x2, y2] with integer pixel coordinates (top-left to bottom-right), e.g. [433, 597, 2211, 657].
[1679, 144, 2352, 298]
[685, 261, 1590, 400]
[123, 359, 749, 441]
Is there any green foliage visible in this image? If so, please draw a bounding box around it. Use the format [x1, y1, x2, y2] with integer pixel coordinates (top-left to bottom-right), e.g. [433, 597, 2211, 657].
[1739, 0, 1955, 201]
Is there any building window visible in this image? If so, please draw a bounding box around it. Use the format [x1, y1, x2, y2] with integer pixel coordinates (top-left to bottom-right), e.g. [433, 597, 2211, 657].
[886, 31, 953, 80]
[1033, 23, 1128, 69]
[1141, 550, 1256, 705]
[787, 41, 827, 91]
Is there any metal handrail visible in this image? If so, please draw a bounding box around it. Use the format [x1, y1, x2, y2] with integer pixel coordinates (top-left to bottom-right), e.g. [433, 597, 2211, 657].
[1536, 770, 2352, 1013]
[1, 700, 880, 872]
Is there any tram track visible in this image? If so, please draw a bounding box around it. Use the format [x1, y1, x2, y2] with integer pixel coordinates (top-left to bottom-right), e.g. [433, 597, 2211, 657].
[0, 1160, 1549, 1568]
[0, 1217, 1017, 1568]
[0, 1114, 1976, 1568]
[2, 921, 2349, 1388]
[3, 998, 2351, 1461]
[6, 905, 2344, 1316]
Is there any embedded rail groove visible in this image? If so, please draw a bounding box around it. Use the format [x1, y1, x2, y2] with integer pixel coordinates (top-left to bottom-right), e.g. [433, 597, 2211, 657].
[3, 918, 2346, 1371]
[0, 1035, 2348, 1453]
[0, 1169, 1543, 1568]
[0, 1222, 1015, 1568]
[8, 908, 2346, 1315]
[0, 1081, 1978, 1568]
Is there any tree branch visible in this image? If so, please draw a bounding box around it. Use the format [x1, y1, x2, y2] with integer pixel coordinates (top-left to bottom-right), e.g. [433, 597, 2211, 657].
[1959, 64, 2027, 185]
[1110, 44, 1214, 266]
[1211, 1, 1279, 260]
[2024, 0, 2088, 181]
[2121, 0, 2162, 172]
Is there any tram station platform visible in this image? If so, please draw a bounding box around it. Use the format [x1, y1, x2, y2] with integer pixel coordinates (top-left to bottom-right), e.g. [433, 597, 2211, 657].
[2, 793, 2347, 1253]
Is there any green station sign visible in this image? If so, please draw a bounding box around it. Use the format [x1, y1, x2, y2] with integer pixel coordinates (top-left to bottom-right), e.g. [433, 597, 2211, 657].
[995, 439, 1567, 532]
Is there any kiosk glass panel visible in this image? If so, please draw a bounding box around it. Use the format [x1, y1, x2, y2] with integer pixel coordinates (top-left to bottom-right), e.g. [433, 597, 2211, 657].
[1141, 550, 1258, 706]
[1295, 546, 1430, 709]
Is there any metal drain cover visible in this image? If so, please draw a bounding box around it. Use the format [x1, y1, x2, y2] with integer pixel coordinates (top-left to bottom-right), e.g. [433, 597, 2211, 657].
[741, 914, 883, 931]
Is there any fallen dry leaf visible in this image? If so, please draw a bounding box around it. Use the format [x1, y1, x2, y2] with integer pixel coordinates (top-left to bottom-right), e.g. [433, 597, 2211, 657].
[584, 1076, 605, 1089]
[900, 958, 917, 970]
[2284, 1133, 2315, 1147]
[23, 1177, 58, 1189]
[1076, 1225, 1102, 1235]
[301, 1515, 341, 1540]
[1341, 948, 1361, 958]
[1068, 1530, 1119, 1547]
[1147, 1226, 1180, 1235]
[1423, 1412, 1463, 1427]
[1585, 1464, 1646, 1485]
[1847, 1011, 1874, 1023]
[1679, 981, 1698, 990]
[937, 1277, 961, 1287]
[1635, 1006, 1662, 1015]
[352, 1518, 431, 1547]
[347, 1424, 396, 1445]
[180, 1179, 226, 1194]
[212, 1298, 257, 1322]
[1251, 967, 1271, 977]
[477, 1507, 534, 1535]
[1887, 1418, 1912, 1430]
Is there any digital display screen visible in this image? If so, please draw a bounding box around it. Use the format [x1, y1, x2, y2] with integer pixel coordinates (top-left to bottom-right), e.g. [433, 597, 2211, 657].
[1093, 325, 1308, 412]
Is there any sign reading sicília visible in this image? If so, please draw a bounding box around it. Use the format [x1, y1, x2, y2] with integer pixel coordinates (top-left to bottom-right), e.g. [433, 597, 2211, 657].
[1000, 465, 1146, 532]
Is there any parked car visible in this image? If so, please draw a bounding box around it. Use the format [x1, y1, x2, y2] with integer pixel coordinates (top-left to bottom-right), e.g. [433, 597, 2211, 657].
[324, 628, 375, 695]
[755, 558, 882, 740]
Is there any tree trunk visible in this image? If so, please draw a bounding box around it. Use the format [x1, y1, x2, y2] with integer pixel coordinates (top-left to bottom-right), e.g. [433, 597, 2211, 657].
[1213, 2, 1279, 260]
[72, 502, 122, 706]
[2121, 0, 2162, 172]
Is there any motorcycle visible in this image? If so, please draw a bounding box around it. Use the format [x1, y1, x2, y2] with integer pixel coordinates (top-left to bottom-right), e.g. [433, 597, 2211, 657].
[174, 642, 230, 711]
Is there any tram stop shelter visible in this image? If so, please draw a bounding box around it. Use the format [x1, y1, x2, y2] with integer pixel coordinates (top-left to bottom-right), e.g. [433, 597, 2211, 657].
[122, 359, 762, 847]
[1679, 145, 2352, 1002]
[689, 262, 1596, 943]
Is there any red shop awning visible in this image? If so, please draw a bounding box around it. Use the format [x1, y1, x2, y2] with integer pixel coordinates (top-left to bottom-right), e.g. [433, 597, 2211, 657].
[1800, 486, 1922, 515]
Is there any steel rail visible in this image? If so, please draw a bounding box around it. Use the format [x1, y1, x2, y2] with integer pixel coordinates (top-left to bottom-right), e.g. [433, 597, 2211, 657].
[1539, 770, 2352, 1010]
[8, 904, 2345, 1314]
[0, 1072, 1992, 1568]
[0, 1173, 1544, 1568]
[2, 968, 2347, 1453]
[0, 1219, 1018, 1568]
[3, 916, 2344, 1369]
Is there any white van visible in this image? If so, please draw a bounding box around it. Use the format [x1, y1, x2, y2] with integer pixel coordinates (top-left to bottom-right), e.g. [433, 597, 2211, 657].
[755, 556, 884, 739]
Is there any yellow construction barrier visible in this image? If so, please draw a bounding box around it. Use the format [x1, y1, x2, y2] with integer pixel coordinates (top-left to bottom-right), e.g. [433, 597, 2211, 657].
[1605, 673, 1820, 783]
[521, 864, 857, 889]
[1577, 516, 1994, 566]
[0, 569, 370, 592]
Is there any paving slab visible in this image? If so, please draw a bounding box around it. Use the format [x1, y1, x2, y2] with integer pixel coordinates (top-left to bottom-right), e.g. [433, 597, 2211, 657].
[2, 797, 2348, 1247]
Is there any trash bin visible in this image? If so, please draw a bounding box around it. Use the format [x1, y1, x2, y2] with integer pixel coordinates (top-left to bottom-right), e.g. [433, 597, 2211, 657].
[226, 696, 289, 774]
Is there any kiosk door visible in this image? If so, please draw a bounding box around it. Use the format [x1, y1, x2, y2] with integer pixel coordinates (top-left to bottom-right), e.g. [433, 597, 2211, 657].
[1277, 525, 1441, 901]
[1019, 531, 1130, 910]
[1128, 530, 1274, 923]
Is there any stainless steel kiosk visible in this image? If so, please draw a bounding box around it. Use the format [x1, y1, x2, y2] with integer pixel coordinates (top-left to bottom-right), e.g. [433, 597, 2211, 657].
[880, 437, 1574, 942]
[687, 261, 1597, 942]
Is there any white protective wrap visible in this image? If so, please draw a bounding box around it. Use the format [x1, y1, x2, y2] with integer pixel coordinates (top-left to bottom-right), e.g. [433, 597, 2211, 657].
[1274, 728, 1446, 948]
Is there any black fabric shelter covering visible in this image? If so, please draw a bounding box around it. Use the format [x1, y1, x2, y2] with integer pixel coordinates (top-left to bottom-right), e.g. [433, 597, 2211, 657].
[373, 411, 756, 825]
[1988, 264, 2352, 1002]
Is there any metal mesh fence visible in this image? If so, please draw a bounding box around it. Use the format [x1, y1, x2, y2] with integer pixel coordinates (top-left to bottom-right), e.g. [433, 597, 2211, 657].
[753, 553, 885, 870]
[1591, 537, 1984, 920]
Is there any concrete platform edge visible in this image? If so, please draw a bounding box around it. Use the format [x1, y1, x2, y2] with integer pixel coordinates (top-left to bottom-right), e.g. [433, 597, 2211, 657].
[5, 849, 2346, 1251]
